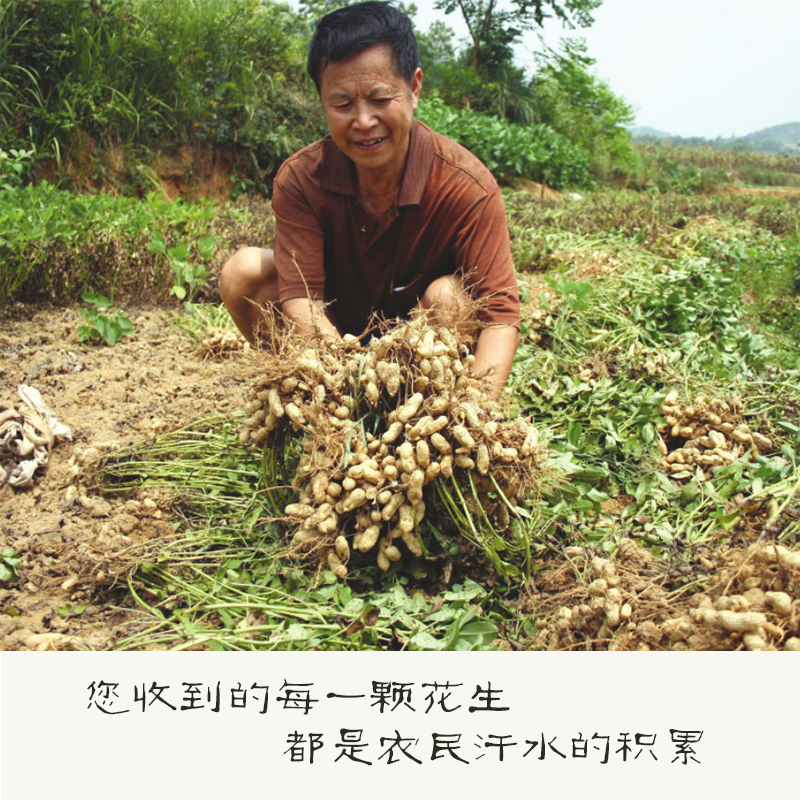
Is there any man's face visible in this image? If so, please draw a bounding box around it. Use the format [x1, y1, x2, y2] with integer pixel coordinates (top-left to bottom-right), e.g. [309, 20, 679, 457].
[319, 44, 422, 179]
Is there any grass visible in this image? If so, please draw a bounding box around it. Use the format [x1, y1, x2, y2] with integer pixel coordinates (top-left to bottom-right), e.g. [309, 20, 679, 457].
[0, 0, 319, 186]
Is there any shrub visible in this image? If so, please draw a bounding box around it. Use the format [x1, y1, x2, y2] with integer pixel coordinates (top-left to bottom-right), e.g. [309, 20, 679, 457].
[0, 0, 320, 183]
[417, 95, 591, 189]
[0, 182, 219, 305]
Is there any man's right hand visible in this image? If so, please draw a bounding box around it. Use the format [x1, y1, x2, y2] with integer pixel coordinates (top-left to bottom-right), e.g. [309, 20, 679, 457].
[282, 297, 342, 340]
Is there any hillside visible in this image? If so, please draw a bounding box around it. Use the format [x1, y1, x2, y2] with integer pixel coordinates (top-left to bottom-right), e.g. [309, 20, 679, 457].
[630, 125, 673, 140]
[631, 121, 800, 153]
[742, 122, 800, 150]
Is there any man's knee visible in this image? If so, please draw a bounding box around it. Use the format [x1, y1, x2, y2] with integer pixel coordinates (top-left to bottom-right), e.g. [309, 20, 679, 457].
[219, 247, 277, 306]
[419, 275, 467, 312]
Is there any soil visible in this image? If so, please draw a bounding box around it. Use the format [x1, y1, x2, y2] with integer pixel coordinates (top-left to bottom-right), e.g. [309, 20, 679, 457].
[37, 136, 250, 202]
[0, 304, 251, 651]
[505, 178, 563, 202]
[712, 184, 800, 199]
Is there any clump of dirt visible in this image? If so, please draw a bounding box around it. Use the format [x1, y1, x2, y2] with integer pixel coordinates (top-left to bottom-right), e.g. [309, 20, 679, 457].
[505, 179, 562, 203]
[151, 145, 240, 202]
[0, 305, 252, 650]
[529, 539, 800, 651]
[36, 130, 254, 202]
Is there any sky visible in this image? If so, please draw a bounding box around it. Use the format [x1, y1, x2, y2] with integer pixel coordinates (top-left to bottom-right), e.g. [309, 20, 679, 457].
[410, 0, 800, 138]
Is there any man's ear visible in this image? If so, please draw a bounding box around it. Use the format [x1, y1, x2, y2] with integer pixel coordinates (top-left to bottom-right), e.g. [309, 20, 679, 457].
[410, 67, 423, 111]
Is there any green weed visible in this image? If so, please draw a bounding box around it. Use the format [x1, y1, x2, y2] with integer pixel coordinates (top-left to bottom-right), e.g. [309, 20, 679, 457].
[0, 547, 21, 584]
[77, 291, 134, 346]
[148, 231, 220, 304]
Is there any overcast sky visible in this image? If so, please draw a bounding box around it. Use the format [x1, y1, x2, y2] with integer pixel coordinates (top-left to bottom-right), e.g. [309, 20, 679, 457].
[410, 0, 800, 138]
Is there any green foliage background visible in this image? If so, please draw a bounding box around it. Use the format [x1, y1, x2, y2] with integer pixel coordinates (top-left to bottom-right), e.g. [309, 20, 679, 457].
[2, 0, 799, 309]
[0, 0, 323, 183]
[0, 0, 639, 190]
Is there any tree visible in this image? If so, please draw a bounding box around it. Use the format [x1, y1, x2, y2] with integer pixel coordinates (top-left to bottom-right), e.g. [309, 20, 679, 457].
[417, 19, 456, 67]
[531, 38, 635, 174]
[434, 0, 600, 76]
[298, 0, 359, 20]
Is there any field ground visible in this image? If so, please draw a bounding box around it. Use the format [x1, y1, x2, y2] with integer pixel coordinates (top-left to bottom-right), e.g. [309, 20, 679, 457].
[715, 184, 800, 199]
[0, 307, 248, 649]
[1, 185, 799, 651]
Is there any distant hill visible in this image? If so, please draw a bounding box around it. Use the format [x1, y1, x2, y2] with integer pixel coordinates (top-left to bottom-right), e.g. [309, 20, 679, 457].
[741, 122, 800, 151]
[630, 126, 673, 140]
[630, 121, 800, 153]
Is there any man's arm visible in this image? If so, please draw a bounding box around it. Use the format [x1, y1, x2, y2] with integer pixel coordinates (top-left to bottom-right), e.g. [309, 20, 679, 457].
[272, 160, 331, 336]
[282, 297, 342, 340]
[473, 324, 520, 398]
[451, 187, 520, 395]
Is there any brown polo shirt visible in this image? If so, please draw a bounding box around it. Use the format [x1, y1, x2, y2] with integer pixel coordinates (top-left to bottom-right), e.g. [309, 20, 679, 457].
[272, 119, 519, 336]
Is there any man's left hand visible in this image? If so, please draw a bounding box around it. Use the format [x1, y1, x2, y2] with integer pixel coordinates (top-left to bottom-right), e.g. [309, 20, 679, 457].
[473, 325, 520, 398]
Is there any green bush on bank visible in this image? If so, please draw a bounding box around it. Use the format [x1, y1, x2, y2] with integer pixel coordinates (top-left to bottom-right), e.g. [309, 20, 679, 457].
[0, 0, 322, 186]
[417, 95, 592, 189]
[0, 182, 220, 306]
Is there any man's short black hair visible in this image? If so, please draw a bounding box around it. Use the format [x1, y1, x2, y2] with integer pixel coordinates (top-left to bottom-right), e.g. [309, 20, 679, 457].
[307, 1, 418, 92]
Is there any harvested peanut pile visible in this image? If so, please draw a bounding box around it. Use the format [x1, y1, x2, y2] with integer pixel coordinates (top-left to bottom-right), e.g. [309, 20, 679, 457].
[658, 391, 772, 482]
[239, 313, 548, 577]
[637, 349, 671, 377]
[573, 355, 612, 388]
[553, 246, 622, 280]
[531, 539, 800, 651]
[198, 327, 250, 359]
[524, 307, 554, 345]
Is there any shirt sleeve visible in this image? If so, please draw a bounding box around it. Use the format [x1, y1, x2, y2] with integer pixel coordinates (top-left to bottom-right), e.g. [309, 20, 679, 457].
[453, 189, 520, 328]
[272, 163, 326, 304]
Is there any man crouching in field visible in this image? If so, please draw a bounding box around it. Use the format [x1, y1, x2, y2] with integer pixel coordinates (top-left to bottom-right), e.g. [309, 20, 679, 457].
[219, 1, 520, 397]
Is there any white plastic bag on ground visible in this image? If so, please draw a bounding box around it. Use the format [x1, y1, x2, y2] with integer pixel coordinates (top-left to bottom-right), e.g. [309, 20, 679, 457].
[0, 385, 72, 489]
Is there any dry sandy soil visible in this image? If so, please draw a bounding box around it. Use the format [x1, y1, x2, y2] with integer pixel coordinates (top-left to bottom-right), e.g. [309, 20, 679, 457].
[0, 304, 250, 650]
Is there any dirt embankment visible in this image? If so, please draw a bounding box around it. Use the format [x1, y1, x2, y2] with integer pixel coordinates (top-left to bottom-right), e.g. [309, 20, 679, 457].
[37, 137, 252, 202]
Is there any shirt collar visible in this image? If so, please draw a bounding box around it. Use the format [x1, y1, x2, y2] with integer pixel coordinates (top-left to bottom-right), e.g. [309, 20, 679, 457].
[320, 119, 434, 206]
[398, 120, 434, 206]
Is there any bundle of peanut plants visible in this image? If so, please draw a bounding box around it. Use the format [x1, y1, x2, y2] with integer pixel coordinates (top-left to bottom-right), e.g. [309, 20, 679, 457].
[239, 310, 549, 581]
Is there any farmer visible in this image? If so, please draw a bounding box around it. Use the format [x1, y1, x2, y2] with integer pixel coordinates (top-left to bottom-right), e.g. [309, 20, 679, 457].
[219, 1, 520, 396]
